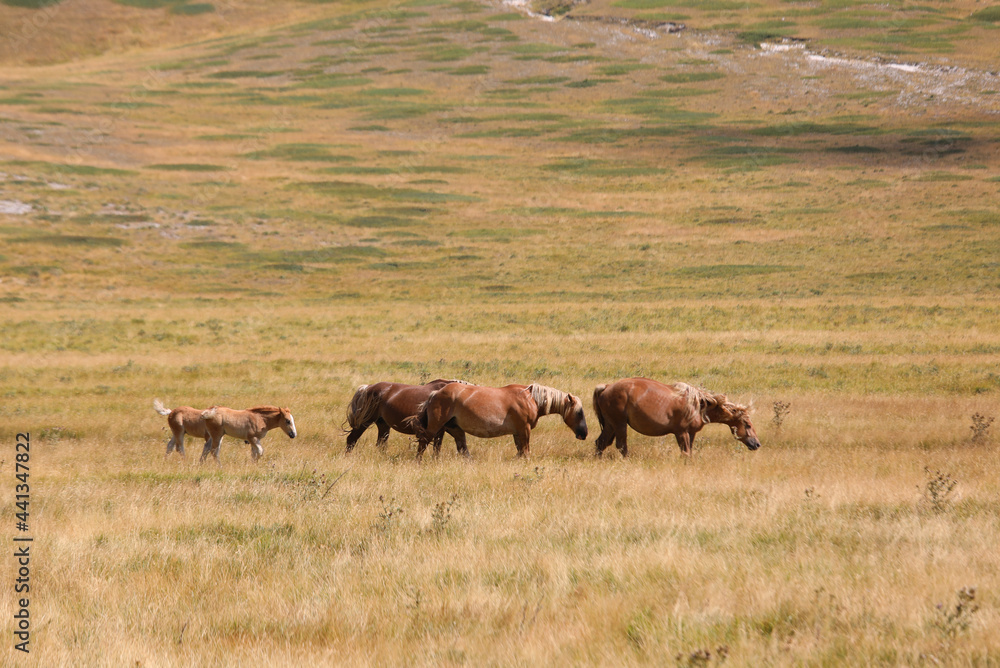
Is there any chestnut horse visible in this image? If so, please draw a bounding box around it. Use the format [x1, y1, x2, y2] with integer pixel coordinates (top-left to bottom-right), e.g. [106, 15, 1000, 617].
[200, 405, 297, 463]
[344, 379, 470, 453]
[154, 398, 211, 459]
[411, 382, 587, 459]
[592, 378, 760, 457]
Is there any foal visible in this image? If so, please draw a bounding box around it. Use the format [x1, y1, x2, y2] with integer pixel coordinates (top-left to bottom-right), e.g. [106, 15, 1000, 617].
[201, 405, 297, 463]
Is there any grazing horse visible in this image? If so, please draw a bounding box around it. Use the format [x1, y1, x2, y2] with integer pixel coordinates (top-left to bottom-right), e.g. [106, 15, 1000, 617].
[200, 405, 297, 463]
[411, 383, 587, 459]
[592, 378, 760, 457]
[344, 379, 471, 453]
[154, 398, 211, 459]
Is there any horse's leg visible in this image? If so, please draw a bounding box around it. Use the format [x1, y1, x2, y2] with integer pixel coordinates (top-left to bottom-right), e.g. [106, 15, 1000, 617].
[614, 423, 629, 457]
[445, 425, 469, 457]
[165, 434, 176, 458]
[211, 433, 224, 463]
[200, 435, 213, 464]
[675, 432, 693, 457]
[375, 418, 391, 448]
[345, 422, 369, 453]
[514, 427, 531, 458]
[417, 401, 448, 462]
[250, 436, 263, 461]
[594, 421, 615, 457]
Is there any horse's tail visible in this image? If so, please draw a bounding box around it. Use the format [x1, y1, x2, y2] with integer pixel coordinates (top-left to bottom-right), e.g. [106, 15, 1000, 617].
[153, 398, 171, 416]
[201, 407, 218, 421]
[592, 385, 608, 435]
[343, 384, 380, 433]
[403, 393, 436, 441]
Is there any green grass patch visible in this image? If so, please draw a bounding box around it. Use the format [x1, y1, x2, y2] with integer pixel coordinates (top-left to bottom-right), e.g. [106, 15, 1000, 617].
[208, 70, 283, 79]
[504, 43, 566, 55]
[826, 146, 882, 154]
[293, 74, 372, 88]
[3, 160, 134, 176]
[677, 264, 798, 278]
[449, 65, 490, 75]
[171, 2, 214, 14]
[659, 71, 725, 83]
[2, 0, 62, 6]
[145, 163, 227, 171]
[344, 216, 417, 228]
[244, 144, 357, 163]
[594, 63, 655, 76]
[749, 122, 878, 136]
[11, 235, 126, 248]
[694, 146, 798, 170]
[360, 88, 429, 97]
[909, 172, 975, 182]
[179, 240, 246, 251]
[294, 180, 479, 203]
[971, 6, 1000, 22]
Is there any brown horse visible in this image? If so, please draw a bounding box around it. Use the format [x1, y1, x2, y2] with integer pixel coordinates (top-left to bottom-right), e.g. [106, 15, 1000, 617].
[344, 379, 470, 453]
[154, 398, 211, 459]
[592, 378, 760, 457]
[200, 405, 297, 463]
[411, 383, 587, 459]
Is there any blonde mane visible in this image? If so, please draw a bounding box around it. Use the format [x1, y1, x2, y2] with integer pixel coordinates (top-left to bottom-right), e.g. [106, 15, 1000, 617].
[671, 382, 748, 423]
[527, 383, 568, 415]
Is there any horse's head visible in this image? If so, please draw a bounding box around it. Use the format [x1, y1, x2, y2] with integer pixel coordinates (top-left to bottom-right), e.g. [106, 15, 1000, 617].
[727, 404, 760, 451]
[561, 394, 588, 441]
[279, 407, 297, 439]
[702, 393, 760, 451]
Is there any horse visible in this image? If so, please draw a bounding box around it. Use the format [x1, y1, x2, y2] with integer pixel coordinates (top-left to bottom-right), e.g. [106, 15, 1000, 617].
[344, 379, 471, 454]
[592, 378, 760, 457]
[154, 398, 212, 459]
[410, 382, 587, 459]
[200, 405, 297, 463]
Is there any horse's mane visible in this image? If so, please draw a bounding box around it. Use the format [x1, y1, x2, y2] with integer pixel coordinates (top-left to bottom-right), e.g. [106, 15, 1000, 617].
[671, 382, 748, 423]
[432, 378, 472, 386]
[248, 405, 283, 418]
[528, 384, 568, 415]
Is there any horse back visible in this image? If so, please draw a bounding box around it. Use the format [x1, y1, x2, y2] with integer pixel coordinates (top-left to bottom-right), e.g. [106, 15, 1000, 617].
[617, 377, 698, 435]
[168, 406, 209, 437]
[446, 383, 537, 430]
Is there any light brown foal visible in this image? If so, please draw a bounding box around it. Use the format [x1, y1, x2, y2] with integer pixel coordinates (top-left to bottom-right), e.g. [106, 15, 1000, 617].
[200, 405, 297, 463]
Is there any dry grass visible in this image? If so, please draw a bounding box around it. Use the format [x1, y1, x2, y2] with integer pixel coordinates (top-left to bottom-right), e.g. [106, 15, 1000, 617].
[1, 0, 999, 664]
[3, 427, 999, 665]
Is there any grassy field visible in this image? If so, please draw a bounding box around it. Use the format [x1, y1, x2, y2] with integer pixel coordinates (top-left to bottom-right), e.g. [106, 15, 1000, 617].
[1, 0, 999, 664]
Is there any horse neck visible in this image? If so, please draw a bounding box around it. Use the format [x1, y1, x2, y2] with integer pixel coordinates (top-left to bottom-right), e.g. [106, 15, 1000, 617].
[530, 384, 566, 416]
[706, 402, 739, 426]
[250, 407, 282, 427]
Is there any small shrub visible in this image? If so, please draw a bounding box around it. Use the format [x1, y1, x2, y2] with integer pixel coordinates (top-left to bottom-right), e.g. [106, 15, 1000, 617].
[772, 401, 790, 432]
[429, 494, 458, 535]
[921, 467, 957, 513]
[675, 645, 729, 666]
[933, 587, 979, 644]
[376, 495, 404, 534]
[970, 413, 994, 443]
